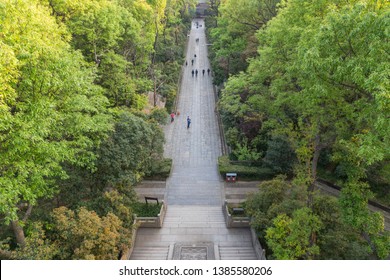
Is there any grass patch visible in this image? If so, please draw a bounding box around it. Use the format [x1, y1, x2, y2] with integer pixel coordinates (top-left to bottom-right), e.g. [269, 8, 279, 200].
[218, 155, 275, 181]
[132, 202, 161, 217]
[227, 204, 248, 217]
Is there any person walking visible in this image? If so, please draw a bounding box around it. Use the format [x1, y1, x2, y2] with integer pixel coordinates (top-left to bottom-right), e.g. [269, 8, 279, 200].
[207, 68, 210, 75]
[192, 69, 194, 77]
[185, 60, 188, 66]
[187, 116, 191, 129]
[202, 69, 205, 76]
[195, 69, 198, 77]
[170, 112, 175, 123]
[191, 59, 194, 66]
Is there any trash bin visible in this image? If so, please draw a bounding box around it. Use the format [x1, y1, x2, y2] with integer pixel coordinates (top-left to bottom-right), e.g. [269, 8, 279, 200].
[226, 173, 237, 182]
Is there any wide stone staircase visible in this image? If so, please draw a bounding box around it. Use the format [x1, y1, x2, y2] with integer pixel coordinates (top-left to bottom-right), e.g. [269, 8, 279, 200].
[130, 246, 170, 260]
[218, 246, 257, 260]
[130, 205, 257, 260]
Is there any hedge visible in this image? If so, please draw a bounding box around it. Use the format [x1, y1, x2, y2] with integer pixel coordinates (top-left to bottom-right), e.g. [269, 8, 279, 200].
[132, 201, 162, 217]
[218, 155, 275, 181]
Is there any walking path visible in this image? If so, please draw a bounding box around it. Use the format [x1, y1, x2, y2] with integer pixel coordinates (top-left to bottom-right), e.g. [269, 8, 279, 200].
[130, 18, 257, 260]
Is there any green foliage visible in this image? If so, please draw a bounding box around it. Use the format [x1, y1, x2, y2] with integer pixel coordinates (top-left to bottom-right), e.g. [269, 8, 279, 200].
[206, 0, 280, 84]
[227, 203, 248, 217]
[96, 51, 136, 107]
[366, 161, 390, 206]
[245, 176, 292, 216]
[0, 0, 188, 258]
[149, 107, 169, 125]
[11, 222, 58, 260]
[312, 195, 371, 260]
[95, 111, 165, 188]
[232, 140, 262, 161]
[210, 0, 389, 260]
[245, 176, 382, 259]
[132, 202, 162, 217]
[144, 158, 173, 180]
[0, 0, 113, 224]
[265, 208, 322, 260]
[218, 156, 275, 180]
[263, 136, 296, 175]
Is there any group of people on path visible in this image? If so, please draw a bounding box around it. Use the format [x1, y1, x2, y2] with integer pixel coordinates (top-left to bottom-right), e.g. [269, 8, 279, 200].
[187, 54, 211, 77]
[191, 68, 210, 77]
[171, 21, 212, 130]
[170, 112, 191, 129]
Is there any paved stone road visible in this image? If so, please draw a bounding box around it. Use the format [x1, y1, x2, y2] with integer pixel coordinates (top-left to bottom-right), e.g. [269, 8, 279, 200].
[130, 18, 257, 260]
[165, 17, 222, 207]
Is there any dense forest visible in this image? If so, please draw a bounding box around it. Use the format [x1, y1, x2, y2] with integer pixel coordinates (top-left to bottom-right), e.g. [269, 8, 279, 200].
[0, 0, 196, 259]
[1, 0, 389, 261]
[206, 0, 389, 259]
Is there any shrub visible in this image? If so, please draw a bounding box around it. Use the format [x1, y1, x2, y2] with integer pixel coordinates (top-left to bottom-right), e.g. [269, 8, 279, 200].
[144, 158, 172, 180]
[132, 202, 161, 217]
[218, 155, 275, 180]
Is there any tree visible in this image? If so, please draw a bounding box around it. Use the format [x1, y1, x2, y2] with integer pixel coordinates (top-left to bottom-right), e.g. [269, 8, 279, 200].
[245, 176, 306, 243]
[51, 207, 124, 260]
[207, 0, 280, 84]
[312, 195, 371, 259]
[219, 0, 389, 259]
[265, 208, 322, 260]
[96, 51, 136, 107]
[95, 111, 165, 188]
[0, 0, 112, 246]
[11, 222, 58, 260]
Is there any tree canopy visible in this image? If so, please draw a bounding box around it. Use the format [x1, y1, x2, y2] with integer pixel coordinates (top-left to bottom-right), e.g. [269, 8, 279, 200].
[207, 0, 390, 259]
[0, 0, 195, 259]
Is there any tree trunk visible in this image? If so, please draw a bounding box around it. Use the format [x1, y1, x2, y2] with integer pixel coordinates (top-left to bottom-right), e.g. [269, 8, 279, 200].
[11, 204, 33, 247]
[11, 220, 26, 247]
[309, 134, 321, 192]
[307, 134, 322, 207]
[152, 19, 159, 65]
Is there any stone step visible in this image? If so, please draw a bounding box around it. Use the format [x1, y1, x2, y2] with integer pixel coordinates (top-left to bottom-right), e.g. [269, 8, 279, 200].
[163, 222, 226, 228]
[220, 256, 258, 260]
[167, 199, 221, 205]
[130, 246, 169, 260]
[164, 220, 225, 223]
[165, 215, 224, 219]
[167, 205, 221, 210]
[169, 181, 221, 184]
[167, 210, 223, 213]
[219, 246, 257, 260]
[164, 215, 224, 220]
[136, 181, 166, 188]
[166, 207, 222, 213]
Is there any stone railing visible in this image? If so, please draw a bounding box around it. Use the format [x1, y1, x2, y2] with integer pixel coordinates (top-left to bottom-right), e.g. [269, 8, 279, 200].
[222, 200, 251, 228]
[250, 227, 267, 260]
[121, 202, 167, 259]
[120, 220, 139, 260]
[134, 201, 167, 228]
[222, 200, 267, 260]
